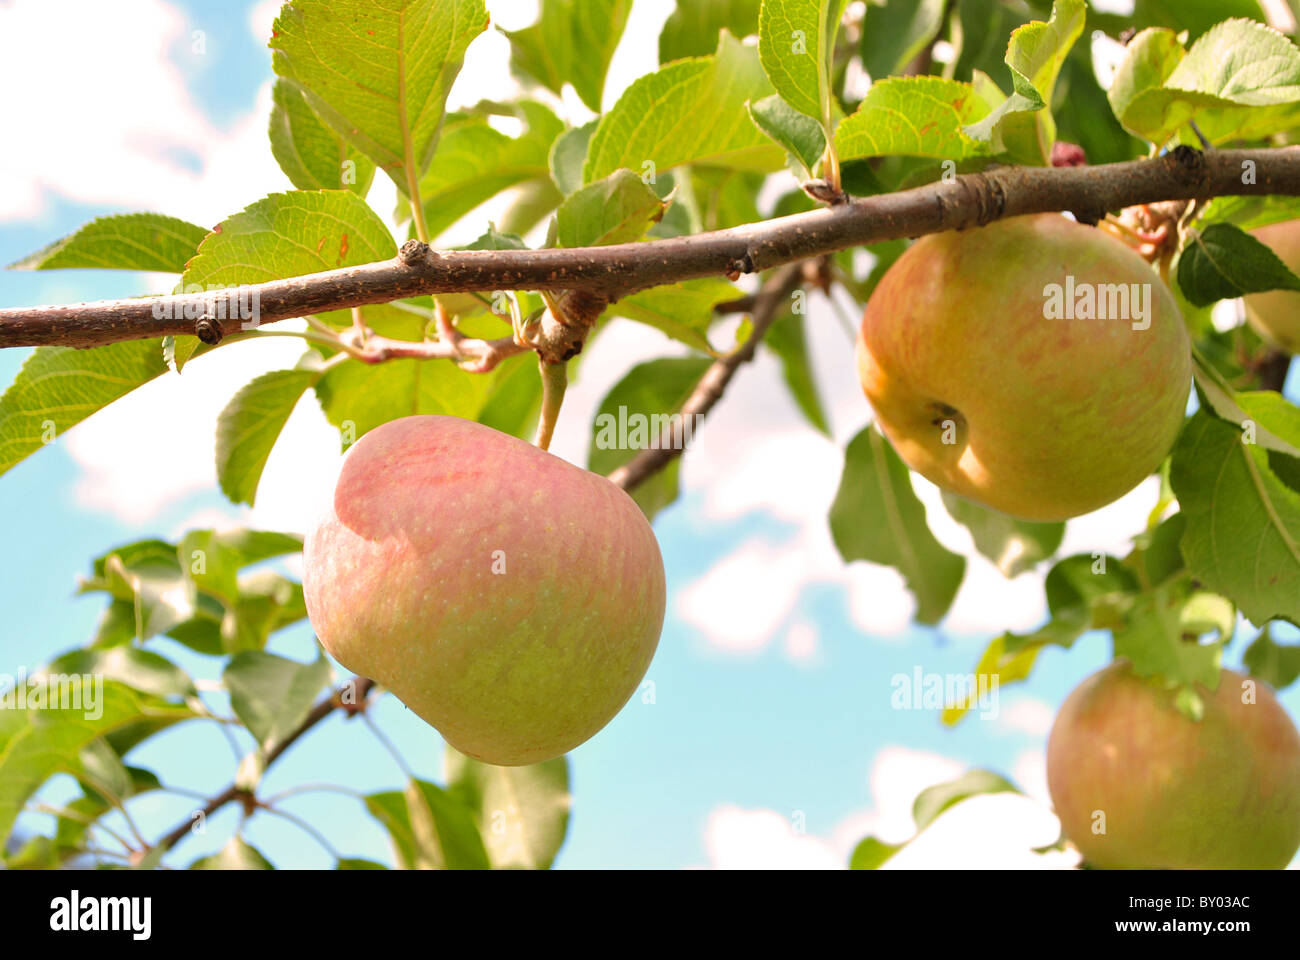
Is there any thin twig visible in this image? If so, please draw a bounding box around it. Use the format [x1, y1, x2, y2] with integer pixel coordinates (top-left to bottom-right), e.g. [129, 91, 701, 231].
[608, 262, 808, 492]
[152, 677, 376, 856]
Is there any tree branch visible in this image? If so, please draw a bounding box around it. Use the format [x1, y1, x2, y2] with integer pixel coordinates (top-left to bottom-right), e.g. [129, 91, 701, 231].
[608, 261, 809, 492]
[4, 147, 1298, 351]
[153, 677, 376, 858]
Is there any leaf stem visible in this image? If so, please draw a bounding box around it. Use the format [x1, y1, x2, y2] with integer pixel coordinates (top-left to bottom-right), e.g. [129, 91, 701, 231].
[534, 358, 569, 452]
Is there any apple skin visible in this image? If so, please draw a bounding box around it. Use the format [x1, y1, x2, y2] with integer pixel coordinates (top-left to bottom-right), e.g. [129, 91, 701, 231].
[1244, 220, 1300, 352]
[303, 415, 666, 766]
[1047, 660, 1300, 870]
[857, 213, 1191, 521]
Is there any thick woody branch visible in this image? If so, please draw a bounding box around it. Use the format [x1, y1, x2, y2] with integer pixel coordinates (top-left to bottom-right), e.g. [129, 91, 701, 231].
[4, 147, 1299, 350]
[608, 261, 808, 492]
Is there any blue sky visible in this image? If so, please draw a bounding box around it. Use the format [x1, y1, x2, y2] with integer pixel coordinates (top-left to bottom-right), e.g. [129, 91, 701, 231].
[2, 0, 1298, 870]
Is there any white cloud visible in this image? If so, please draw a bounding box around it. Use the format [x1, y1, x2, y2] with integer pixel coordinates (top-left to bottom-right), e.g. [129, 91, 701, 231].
[62, 329, 330, 528]
[830, 746, 1077, 870]
[998, 698, 1056, 738]
[1012, 747, 1054, 808]
[678, 535, 811, 652]
[782, 619, 820, 663]
[703, 805, 844, 870]
[701, 747, 1078, 869]
[0, 0, 286, 227]
[247, 0, 282, 45]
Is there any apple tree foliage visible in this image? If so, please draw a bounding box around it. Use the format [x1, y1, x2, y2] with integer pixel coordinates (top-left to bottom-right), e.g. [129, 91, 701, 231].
[3, 0, 1300, 869]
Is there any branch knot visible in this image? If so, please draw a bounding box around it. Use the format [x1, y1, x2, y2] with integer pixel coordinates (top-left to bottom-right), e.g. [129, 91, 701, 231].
[398, 239, 434, 268]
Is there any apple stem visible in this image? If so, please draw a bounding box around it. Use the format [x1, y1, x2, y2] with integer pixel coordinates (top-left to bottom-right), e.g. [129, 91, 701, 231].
[534, 357, 569, 452]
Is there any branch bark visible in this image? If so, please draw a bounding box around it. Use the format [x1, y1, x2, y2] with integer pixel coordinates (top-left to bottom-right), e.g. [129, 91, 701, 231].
[4, 146, 1298, 350]
[607, 261, 808, 491]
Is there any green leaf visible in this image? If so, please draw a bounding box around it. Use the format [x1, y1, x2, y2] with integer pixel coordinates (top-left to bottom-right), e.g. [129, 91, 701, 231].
[41, 647, 196, 701]
[1043, 552, 1139, 623]
[179, 529, 245, 608]
[1106, 27, 1187, 143]
[764, 308, 829, 435]
[190, 836, 275, 869]
[829, 427, 966, 625]
[185, 191, 396, 289]
[9, 213, 207, 272]
[849, 769, 1020, 868]
[214, 529, 306, 566]
[0, 682, 194, 849]
[1177, 223, 1300, 306]
[660, 0, 760, 63]
[848, 835, 905, 869]
[748, 94, 826, 174]
[611, 277, 738, 354]
[222, 651, 331, 752]
[961, 0, 1086, 164]
[1112, 580, 1231, 688]
[269, 79, 377, 195]
[685, 167, 765, 232]
[444, 747, 571, 869]
[942, 617, 1087, 726]
[1198, 196, 1300, 233]
[556, 169, 668, 248]
[589, 356, 713, 519]
[860, 0, 946, 80]
[1243, 626, 1300, 690]
[413, 102, 564, 241]
[584, 31, 783, 183]
[0, 339, 170, 478]
[1190, 357, 1300, 459]
[549, 120, 598, 196]
[314, 349, 535, 447]
[365, 780, 490, 870]
[179, 189, 396, 369]
[1171, 405, 1300, 625]
[757, 0, 850, 124]
[82, 539, 197, 642]
[913, 769, 1020, 830]
[270, 0, 489, 191]
[503, 0, 632, 113]
[337, 857, 389, 870]
[943, 554, 1138, 724]
[941, 493, 1064, 577]
[217, 362, 325, 507]
[1108, 20, 1300, 148]
[835, 76, 994, 162]
[49, 766, 161, 861]
[80, 527, 304, 655]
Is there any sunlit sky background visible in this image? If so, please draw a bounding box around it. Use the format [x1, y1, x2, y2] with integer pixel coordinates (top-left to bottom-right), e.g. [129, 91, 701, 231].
[1, 0, 1298, 869]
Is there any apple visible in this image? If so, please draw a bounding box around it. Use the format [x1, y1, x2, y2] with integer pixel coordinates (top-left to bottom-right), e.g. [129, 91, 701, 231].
[1047, 660, 1300, 870]
[856, 213, 1191, 521]
[1244, 219, 1300, 352]
[303, 415, 666, 766]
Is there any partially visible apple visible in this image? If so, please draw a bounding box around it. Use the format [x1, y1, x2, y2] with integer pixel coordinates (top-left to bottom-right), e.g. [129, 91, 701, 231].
[1244, 219, 1300, 352]
[857, 213, 1191, 521]
[1047, 660, 1300, 870]
[303, 415, 666, 766]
